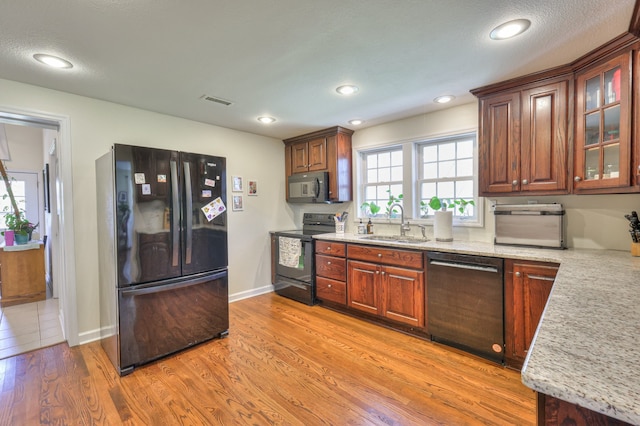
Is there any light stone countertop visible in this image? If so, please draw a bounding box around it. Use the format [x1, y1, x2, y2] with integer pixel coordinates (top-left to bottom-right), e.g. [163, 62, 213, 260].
[314, 232, 640, 425]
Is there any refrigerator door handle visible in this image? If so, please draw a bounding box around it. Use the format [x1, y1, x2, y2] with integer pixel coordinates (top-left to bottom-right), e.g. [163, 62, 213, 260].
[183, 161, 193, 265]
[170, 160, 180, 267]
[121, 270, 228, 297]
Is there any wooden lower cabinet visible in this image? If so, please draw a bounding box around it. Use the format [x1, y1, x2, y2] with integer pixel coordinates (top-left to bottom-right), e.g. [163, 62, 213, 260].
[315, 241, 347, 305]
[347, 244, 424, 328]
[505, 259, 559, 369]
[538, 393, 633, 425]
[0, 244, 46, 307]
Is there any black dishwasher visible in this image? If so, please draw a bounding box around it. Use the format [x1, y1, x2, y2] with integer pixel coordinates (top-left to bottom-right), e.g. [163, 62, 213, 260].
[426, 252, 504, 363]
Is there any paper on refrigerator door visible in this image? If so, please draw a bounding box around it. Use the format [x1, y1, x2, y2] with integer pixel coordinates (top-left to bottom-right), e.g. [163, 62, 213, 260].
[201, 197, 226, 222]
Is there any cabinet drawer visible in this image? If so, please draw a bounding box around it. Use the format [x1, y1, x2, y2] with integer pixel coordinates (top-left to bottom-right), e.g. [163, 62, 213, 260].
[316, 276, 346, 305]
[347, 244, 423, 269]
[316, 254, 346, 280]
[316, 241, 346, 256]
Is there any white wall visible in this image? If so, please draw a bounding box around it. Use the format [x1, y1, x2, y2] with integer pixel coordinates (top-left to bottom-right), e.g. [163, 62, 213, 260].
[350, 101, 640, 251]
[0, 78, 297, 343]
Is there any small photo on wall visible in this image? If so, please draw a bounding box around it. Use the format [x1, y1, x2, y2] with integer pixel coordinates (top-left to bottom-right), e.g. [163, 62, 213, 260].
[248, 180, 258, 196]
[232, 176, 243, 192]
[232, 195, 244, 211]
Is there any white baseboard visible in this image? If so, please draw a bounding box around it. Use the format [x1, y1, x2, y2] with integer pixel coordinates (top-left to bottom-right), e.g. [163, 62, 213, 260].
[230, 285, 274, 303]
[78, 328, 102, 346]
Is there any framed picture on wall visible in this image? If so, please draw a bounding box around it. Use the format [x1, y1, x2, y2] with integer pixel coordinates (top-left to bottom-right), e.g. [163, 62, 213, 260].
[248, 180, 257, 196]
[232, 195, 244, 211]
[232, 176, 243, 192]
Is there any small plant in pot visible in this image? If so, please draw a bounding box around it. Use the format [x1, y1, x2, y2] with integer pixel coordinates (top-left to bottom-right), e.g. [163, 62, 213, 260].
[3, 211, 38, 244]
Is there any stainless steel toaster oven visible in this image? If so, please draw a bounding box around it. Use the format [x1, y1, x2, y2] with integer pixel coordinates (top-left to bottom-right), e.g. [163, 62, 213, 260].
[494, 203, 565, 249]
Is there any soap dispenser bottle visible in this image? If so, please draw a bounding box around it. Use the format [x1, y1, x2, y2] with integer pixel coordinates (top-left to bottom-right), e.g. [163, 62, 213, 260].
[366, 218, 373, 234]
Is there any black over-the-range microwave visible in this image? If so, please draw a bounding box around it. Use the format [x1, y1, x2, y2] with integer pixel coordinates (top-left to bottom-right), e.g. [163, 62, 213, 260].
[287, 171, 330, 203]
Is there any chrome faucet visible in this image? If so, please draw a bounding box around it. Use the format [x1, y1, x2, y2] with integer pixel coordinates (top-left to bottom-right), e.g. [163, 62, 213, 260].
[389, 203, 411, 236]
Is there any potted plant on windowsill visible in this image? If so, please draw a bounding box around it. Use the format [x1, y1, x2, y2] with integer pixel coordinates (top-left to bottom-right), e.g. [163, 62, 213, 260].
[0, 160, 38, 245]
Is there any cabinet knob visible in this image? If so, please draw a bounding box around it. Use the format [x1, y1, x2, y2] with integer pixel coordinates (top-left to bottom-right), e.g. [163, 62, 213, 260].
[327, 284, 332, 288]
[327, 261, 331, 265]
[574, 176, 582, 182]
[512, 180, 518, 186]
[326, 247, 331, 251]
[381, 271, 386, 275]
[377, 253, 382, 258]
[522, 179, 528, 185]
[376, 270, 380, 274]
[515, 272, 521, 277]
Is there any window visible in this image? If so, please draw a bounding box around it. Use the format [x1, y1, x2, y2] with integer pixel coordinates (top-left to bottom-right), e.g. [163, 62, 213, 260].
[361, 147, 403, 217]
[0, 171, 39, 229]
[358, 132, 481, 225]
[418, 134, 477, 219]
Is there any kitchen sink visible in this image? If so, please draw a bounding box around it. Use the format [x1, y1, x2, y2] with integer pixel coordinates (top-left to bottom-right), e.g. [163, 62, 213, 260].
[360, 235, 429, 244]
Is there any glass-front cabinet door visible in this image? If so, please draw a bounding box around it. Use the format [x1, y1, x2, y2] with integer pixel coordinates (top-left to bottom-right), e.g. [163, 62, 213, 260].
[575, 52, 631, 191]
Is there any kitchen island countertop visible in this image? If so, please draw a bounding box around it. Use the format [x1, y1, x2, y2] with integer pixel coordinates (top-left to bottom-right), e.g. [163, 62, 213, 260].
[314, 233, 640, 424]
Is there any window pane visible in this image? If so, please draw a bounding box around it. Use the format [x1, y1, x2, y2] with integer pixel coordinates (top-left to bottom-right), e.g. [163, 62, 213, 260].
[365, 186, 376, 199]
[391, 150, 403, 166]
[439, 160, 456, 178]
[367, 153, 378, 169]
[389, 184, 403, 198]
[439, 142, 456, 161]
[457, 140, 473, 158]
[391, 165, 403, 181]
[378, 152, 390, 167]
[423, 145, 437, 159]
[367, 169, 378, 183]
[376, 186, 389, 200]
[421, 182, 436, 198]
[456, 180, 473, 198]
[438, 181, 455, 199]
[424, 163, 437, 179]
[457, 158, 473, 176]
[379, 168, 391, 182]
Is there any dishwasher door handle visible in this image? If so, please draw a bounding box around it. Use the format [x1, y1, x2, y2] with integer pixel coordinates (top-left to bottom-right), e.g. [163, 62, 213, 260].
[429, 260, 499, 274]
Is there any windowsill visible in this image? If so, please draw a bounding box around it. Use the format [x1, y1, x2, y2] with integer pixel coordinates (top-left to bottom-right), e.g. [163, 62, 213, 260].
[357, 217, 484, 229]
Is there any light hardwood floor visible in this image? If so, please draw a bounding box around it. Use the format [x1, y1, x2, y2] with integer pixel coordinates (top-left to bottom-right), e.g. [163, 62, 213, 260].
[0, 292, 536, 425]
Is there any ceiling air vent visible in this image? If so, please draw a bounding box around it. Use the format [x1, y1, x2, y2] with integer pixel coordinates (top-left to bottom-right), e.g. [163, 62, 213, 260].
[200, 95, 233, 106]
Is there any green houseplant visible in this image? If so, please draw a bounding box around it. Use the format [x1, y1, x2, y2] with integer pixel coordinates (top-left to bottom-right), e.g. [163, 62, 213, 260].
[0, 160, 38, 244]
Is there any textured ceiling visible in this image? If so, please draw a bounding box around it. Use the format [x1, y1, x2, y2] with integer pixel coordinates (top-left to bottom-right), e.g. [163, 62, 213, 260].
[0, 0, 636, 139]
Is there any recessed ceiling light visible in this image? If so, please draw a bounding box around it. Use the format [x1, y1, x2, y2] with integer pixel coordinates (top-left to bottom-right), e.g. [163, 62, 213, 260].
[336, 85, 359, 95]
[434, 95, 455, 104]
[257, 116, 276, 124]
[490, 19, 531, 40]
[33, 53, 73, 69]
[349, 119, 364, 126]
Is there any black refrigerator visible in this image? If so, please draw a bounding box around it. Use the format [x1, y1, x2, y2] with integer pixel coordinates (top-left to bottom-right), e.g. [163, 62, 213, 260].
[96, 144, 229, 376]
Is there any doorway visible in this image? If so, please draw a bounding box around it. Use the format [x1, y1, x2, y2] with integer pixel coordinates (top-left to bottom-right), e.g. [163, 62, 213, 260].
[0, 109, 77, 353]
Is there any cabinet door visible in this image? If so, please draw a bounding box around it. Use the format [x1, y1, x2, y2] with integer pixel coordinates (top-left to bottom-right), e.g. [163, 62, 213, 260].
[347, 260, 380, 315]
[479, 91, 521, 194]
[291, 141, 309, 173]
[505, 260, 558, 368]
[381, 265, 424, 328]
[574, 52, 631, 191]
[521, 81, 569, 193]
[307, 137, 327, 171]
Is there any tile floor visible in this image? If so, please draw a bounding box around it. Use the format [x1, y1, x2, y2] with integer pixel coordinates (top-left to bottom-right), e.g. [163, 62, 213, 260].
[0, 298, 65, 360]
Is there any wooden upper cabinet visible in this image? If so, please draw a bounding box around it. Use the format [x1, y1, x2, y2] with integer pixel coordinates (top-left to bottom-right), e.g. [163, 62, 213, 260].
[291, 137, 327, 173]
[476, 78, 570, 196]
[284, 126, 354, 202]
[521, 81, 569, 193]
[479, 91, 521, 194]
[574, 50, 632, 192]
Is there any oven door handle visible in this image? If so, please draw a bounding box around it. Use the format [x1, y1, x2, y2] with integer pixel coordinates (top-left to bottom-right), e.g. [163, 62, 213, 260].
[429, 260, 499, 274]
